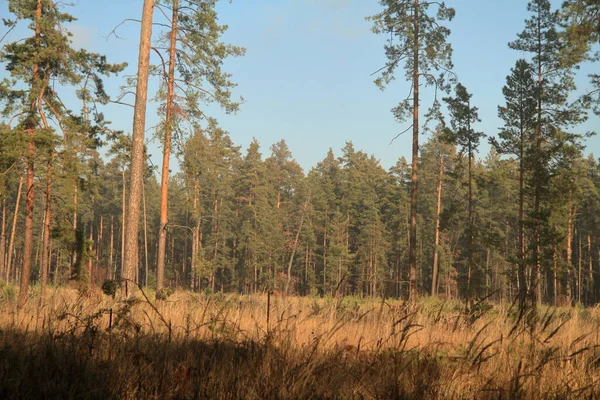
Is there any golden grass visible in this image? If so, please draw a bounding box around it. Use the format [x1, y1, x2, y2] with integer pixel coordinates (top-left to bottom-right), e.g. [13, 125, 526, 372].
[1, 284, 600, 399]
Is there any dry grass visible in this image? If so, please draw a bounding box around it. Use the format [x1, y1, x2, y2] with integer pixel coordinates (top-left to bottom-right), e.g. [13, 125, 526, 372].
[1, 284, 600, 399]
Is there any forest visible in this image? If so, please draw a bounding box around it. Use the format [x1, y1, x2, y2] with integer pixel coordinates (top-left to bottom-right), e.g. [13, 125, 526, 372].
[0, 0, 599, 308]
[2, 0, 600, 398]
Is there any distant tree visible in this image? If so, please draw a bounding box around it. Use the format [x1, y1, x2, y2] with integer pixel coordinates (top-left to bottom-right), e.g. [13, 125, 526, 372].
[154, 0, 245, 291]
[492, 59, 537, 311]
[1, 0, 124, 301]
[510, 0, 588, 308]
[443, 83, 484, 297]
[420, 132, 455, 297]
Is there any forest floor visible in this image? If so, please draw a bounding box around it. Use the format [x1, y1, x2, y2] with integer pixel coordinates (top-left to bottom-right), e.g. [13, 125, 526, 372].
[1, 283, 600, 399]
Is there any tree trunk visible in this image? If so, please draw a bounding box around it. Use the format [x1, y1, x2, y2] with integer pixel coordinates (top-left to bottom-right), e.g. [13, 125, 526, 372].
[553, 246, 558, 307]
[5, 176, 22, 282]
[40, 161, 52, 298]
[518, 118, 527, 312]
[97, 216, 103, 268]
[109, 215, 114, 280]
[69, 184, 78, 276]
[0, 197, 6, 280]
[530, 8, 544, 312]
[19, 0, 43, 305]
[20, 142, 35, 305]
[285, 196, 309, 296]
[408, 0, 420, 301]
[142, 180, 149, 287]
[431, 149, 443, 297]
[156, 0, 178, 291]
[54, 248, 60, 285]
[588, 235, 594, 304]
[323, 223, 327, 290]
[467, 113, 474, 299]
[122, 0, 155, 296]
[87, 222, 93, 284]
[121, 168, 126, 278]
[192, 184, 200, 290]
[577, 235, 582, 304]
[566, 196, 573, 305]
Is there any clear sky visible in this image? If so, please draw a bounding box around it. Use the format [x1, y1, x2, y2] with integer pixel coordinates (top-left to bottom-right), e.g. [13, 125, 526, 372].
[1, 0, 598, 172]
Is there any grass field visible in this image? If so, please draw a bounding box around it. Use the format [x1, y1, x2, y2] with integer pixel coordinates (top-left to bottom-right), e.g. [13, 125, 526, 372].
[1, 283, 600, 399]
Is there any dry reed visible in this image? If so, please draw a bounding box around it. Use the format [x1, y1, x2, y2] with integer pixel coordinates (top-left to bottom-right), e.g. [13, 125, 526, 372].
[1, 284, 599, 399]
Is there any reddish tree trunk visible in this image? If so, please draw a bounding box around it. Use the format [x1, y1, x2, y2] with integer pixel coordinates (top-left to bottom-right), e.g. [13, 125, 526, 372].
[122, 0, 155, 295]
[156, 0, 178, 291]
[40, 162, 52, 298]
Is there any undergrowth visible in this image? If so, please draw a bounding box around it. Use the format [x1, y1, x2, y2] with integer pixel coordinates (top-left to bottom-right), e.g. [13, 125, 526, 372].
[1, 286, 599, 399]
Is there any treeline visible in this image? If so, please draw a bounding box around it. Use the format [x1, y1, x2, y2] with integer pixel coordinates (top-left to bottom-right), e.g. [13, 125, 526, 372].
[0, 0, 599, 305]
[1, 128, 600, 304]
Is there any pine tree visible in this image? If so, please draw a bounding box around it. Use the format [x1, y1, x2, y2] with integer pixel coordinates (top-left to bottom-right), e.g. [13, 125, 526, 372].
[443, 83, 484, 297]
[561, 0, 600, 114]
[510, 0, 588, 308]
[492, 59, 537, 311]
[122, 0, 155, 296]
[368, 0, 455, 300]
[420, 132, 455, 297]
[154, 0, 245, 291]
[1, 0, 124, 302]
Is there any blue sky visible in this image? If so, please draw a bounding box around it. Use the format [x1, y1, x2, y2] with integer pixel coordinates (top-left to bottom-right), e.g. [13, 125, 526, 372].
[1, 0, 598, 172]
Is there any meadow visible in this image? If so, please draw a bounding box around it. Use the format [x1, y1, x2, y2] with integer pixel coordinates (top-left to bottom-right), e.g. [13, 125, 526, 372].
[1, 283, 600, 399]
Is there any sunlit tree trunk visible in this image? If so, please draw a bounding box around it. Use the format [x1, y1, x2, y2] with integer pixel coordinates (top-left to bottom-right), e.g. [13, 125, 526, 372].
[6, 176, 22, 282]
[19, 0, 43, 305]
[121, 168, 126, 278]
[588, 235, 593, 304]
[142, 180, 149, 286]
[566, 194, 573, 305]
[122, 0, 155, 296]
[431, 150, 443, 297]
[0, 197, 6, 280]
[109, 216, 114, 279]
[156, 0, 178, 291]
[40, 161, 52, 298]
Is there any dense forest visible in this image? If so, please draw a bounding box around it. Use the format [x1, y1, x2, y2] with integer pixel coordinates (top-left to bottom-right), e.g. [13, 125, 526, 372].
[0, 0, 599, 309]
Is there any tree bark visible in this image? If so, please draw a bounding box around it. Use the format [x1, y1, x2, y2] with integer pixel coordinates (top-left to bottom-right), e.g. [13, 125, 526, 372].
[122, 0, 155, 296]
[5, 176, 22, 282]
[156, 0, 178, 291]
[192, 183, 200, 290]
[122, 0, 154, 296]
[0, 197, 5, 280]
[121, 168, 126, 278]
[408, 0, 420, 301]
[467, 104, 475, 299]
[431, 149, 443, 297]
[588, 235, 593, 304]
[566, 194, 573, 305]
[69, 184, 78, 276]
[285, 196, 310, 296]
[20, 142, 35, 305]
[19, 0, 42, 306]
[530, 6, 543, 311]
[97, 216, 103, 267]
[40, 161, 51, 298]
[518, 113, 527, 312]
[109, 215, 114, 279]
[87, 221, 93, 284]
[142, 180, 149, 287]
[577, 235, 582, 304]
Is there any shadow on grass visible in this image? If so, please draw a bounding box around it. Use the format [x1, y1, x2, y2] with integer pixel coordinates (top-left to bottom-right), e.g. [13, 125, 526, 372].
[0, 328, 450, 400]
